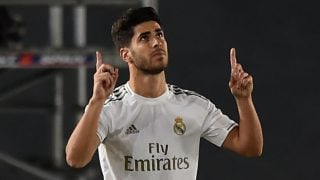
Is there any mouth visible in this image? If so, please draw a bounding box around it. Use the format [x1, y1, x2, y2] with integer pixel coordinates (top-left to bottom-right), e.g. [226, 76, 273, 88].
[151, 49, 166, 57]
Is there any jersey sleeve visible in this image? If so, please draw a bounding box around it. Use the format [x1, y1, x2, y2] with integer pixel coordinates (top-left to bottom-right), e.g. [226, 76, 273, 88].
[96, 107, 109, 143]
[84, 104, 109, 143]
[201, 101, 238, 147]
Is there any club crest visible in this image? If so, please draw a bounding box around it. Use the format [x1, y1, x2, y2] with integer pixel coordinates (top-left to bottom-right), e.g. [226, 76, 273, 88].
[173, 116, 186, 135]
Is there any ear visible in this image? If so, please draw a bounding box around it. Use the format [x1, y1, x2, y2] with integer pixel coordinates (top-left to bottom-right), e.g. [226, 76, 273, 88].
[120, 47, 132, 63]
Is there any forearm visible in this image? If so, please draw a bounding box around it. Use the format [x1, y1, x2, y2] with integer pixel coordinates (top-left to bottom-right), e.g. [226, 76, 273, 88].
[66, 97, 104, 167]
[224, 48, 263, 156]
[235, 96, 263, 155]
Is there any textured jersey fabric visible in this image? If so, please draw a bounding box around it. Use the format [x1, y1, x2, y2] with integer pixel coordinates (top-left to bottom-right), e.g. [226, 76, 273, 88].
[96, 82, 238, 180]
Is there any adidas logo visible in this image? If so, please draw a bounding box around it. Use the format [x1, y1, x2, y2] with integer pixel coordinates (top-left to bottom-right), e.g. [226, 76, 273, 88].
[125, 124, 140, 135]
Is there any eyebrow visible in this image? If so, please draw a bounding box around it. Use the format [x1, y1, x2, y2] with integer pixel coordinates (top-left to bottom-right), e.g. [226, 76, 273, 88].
[137, 28, 163, 38]
[138, 31, 151, 39]
[155, 28, 163, 33]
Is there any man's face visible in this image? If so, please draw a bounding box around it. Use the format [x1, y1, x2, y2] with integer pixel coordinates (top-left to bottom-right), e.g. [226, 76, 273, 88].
[127, 21, 168, 75]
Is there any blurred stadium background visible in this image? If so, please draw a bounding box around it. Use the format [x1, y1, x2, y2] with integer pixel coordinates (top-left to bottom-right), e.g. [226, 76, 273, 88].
[1, 0, 320, 180]
[0, 1, 150, 179]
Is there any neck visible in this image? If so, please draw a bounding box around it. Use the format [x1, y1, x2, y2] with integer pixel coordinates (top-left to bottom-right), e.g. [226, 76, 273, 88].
[128, 70, 167, 98]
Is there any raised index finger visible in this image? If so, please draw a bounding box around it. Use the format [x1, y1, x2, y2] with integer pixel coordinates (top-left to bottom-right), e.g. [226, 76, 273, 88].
[230, 48, 237, 69]
[96, 51, 102, 71]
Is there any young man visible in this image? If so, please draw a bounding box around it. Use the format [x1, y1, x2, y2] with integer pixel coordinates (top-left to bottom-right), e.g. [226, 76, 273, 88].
[66, 7, 263, 180]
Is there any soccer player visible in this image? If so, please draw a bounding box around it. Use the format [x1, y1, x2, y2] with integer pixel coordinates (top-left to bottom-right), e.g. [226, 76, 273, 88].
[66, 7, 263, 180]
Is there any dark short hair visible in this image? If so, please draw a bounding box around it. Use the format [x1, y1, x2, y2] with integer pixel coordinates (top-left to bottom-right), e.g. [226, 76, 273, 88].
[111, 7, 161, 50]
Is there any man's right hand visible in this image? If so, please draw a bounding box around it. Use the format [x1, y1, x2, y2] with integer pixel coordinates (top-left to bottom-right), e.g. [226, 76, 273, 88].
[92, 51, 119, 102]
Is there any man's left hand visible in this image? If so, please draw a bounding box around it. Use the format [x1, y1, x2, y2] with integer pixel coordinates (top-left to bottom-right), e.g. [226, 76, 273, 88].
[229, 48, 253, 99]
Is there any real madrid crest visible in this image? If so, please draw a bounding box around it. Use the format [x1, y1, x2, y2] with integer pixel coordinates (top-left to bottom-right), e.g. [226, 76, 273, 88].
[173, 116, 186, 135]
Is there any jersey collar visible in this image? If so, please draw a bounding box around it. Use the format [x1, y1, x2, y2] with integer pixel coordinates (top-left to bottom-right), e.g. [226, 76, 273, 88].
[125, 82, 170, 102]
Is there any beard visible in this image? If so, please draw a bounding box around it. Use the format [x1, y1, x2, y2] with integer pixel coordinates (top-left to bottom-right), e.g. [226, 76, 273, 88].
[135, 62, 167, 75]
[131, 51, 168, 75]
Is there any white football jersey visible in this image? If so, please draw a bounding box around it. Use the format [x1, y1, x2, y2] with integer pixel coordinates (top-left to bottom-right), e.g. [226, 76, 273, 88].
[96, 82, 238, 180]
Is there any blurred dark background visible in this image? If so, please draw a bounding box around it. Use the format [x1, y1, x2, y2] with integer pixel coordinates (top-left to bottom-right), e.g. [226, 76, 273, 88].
[0, 0, 319, 179]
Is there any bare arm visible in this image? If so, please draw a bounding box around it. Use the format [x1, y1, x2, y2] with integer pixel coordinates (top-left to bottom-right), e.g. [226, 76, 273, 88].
[222, 48, 263, 157]
[65, 51, 119, 168]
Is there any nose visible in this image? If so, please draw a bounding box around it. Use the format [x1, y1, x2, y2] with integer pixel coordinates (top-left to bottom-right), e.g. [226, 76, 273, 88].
[151, 36, 162, 48]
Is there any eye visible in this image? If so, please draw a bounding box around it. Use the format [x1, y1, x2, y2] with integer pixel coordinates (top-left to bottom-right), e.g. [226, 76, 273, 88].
[157, 31, 164, 38]
[139, 35, 149, 41]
